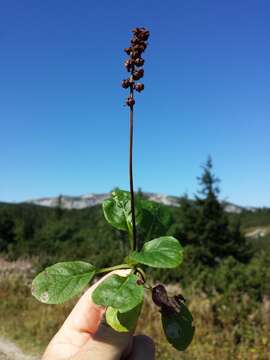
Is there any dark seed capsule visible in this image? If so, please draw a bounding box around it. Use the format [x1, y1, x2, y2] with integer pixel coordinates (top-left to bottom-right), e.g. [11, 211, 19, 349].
[131, 38, 146, 48]
[131, 27, 141, 35]
[132, 27, 150, 41]
[130, 51, 140, 60]
[124, 47, 132, 55]
[136, 279, 144, 286]
[135, 83, 144, 92]
[122, 79, 130, 89]
[139, 44, 147, 53]
[133, 42, 147, 52]
[133, 69, 144, 80]
[124, 59, 133, 72]
[126, 96, 135, 107]
[131, 37, 140, 45]
[138, 30, 150, 41]
[134, 58, 145, 67]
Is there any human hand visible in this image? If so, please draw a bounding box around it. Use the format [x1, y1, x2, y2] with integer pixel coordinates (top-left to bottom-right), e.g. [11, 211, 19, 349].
[42, 270, 155, 360]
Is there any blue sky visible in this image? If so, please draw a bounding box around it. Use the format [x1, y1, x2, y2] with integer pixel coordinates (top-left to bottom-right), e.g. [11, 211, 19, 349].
[1, 0, 270, 207]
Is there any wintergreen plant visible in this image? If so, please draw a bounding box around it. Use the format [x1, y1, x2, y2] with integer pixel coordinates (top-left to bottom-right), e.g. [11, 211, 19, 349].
[31, 27, 195, 351]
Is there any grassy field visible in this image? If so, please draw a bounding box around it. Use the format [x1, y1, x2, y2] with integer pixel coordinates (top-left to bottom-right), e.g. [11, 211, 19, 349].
[0, 258, 269, 360]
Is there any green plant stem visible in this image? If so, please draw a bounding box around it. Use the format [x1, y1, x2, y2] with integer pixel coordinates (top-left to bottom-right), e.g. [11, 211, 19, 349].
[129, 85, 137, 252]
[97, 264, 132, 274]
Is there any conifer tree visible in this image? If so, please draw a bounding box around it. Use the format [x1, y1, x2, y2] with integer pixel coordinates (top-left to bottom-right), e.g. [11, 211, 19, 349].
[178, 156, 250, 265]
[0, 210, 15, 252]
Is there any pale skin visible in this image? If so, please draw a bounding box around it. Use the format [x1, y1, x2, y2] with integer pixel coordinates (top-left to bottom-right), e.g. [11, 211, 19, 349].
[42, 270, 155, 360]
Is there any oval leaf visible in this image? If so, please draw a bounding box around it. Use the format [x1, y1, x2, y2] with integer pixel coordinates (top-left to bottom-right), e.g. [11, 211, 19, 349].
[128, 236, 183, 268]
[162, 303, 195, 351]
[106, 302, 142, 332]
[139, 200, 172, 241]
[92, 273, 144, 313]
[103, 190, 142, 232]
[32, 261, 96, 304]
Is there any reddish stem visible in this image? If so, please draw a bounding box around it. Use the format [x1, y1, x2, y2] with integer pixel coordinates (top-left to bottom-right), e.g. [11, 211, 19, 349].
[129, 85, 137, 251]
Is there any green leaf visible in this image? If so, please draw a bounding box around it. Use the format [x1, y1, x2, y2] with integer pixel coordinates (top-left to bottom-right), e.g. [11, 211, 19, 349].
[139, 200, 172, 241]
[128, 236, 183, 268]
[103, 190, 142, 232]
[31, 261, 96, 304]
[162, 303, 195, 351]
[106, 302, 142, 332]
[92, 274, 144, 313]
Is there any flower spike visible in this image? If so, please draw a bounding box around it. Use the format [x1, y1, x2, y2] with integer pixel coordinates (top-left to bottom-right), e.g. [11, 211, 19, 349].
[122, 27, 150, 107]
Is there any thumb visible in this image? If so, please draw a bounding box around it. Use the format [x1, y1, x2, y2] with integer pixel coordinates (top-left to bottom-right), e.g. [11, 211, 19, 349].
[46, 269, 133, 360]
[75, 269, 133, 360]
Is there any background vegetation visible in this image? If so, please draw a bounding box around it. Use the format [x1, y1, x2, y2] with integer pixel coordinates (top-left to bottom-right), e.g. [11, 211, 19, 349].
[0, 159, 269, 359]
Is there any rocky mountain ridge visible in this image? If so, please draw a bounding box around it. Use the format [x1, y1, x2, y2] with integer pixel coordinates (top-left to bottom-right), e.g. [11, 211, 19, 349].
[24, 192, 257, 214]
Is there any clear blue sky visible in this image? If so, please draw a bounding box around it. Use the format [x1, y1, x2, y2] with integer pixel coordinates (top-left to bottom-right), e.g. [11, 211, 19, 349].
[1, 0, 270, 207]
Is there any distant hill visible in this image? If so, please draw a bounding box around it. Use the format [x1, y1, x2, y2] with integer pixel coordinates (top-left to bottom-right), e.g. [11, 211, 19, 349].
[23, 192, 257, 214]
[0, 194, 269, 262]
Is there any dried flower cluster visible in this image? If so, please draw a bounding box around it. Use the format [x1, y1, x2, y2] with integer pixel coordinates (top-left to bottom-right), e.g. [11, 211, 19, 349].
[122, 27, 150, 107]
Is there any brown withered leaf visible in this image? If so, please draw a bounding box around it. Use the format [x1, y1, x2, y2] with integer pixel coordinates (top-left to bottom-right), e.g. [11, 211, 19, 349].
[152, 284, 186, 316]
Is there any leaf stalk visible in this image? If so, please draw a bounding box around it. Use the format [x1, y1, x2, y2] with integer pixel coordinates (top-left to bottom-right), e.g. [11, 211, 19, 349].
[97, 264, 132, 274]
